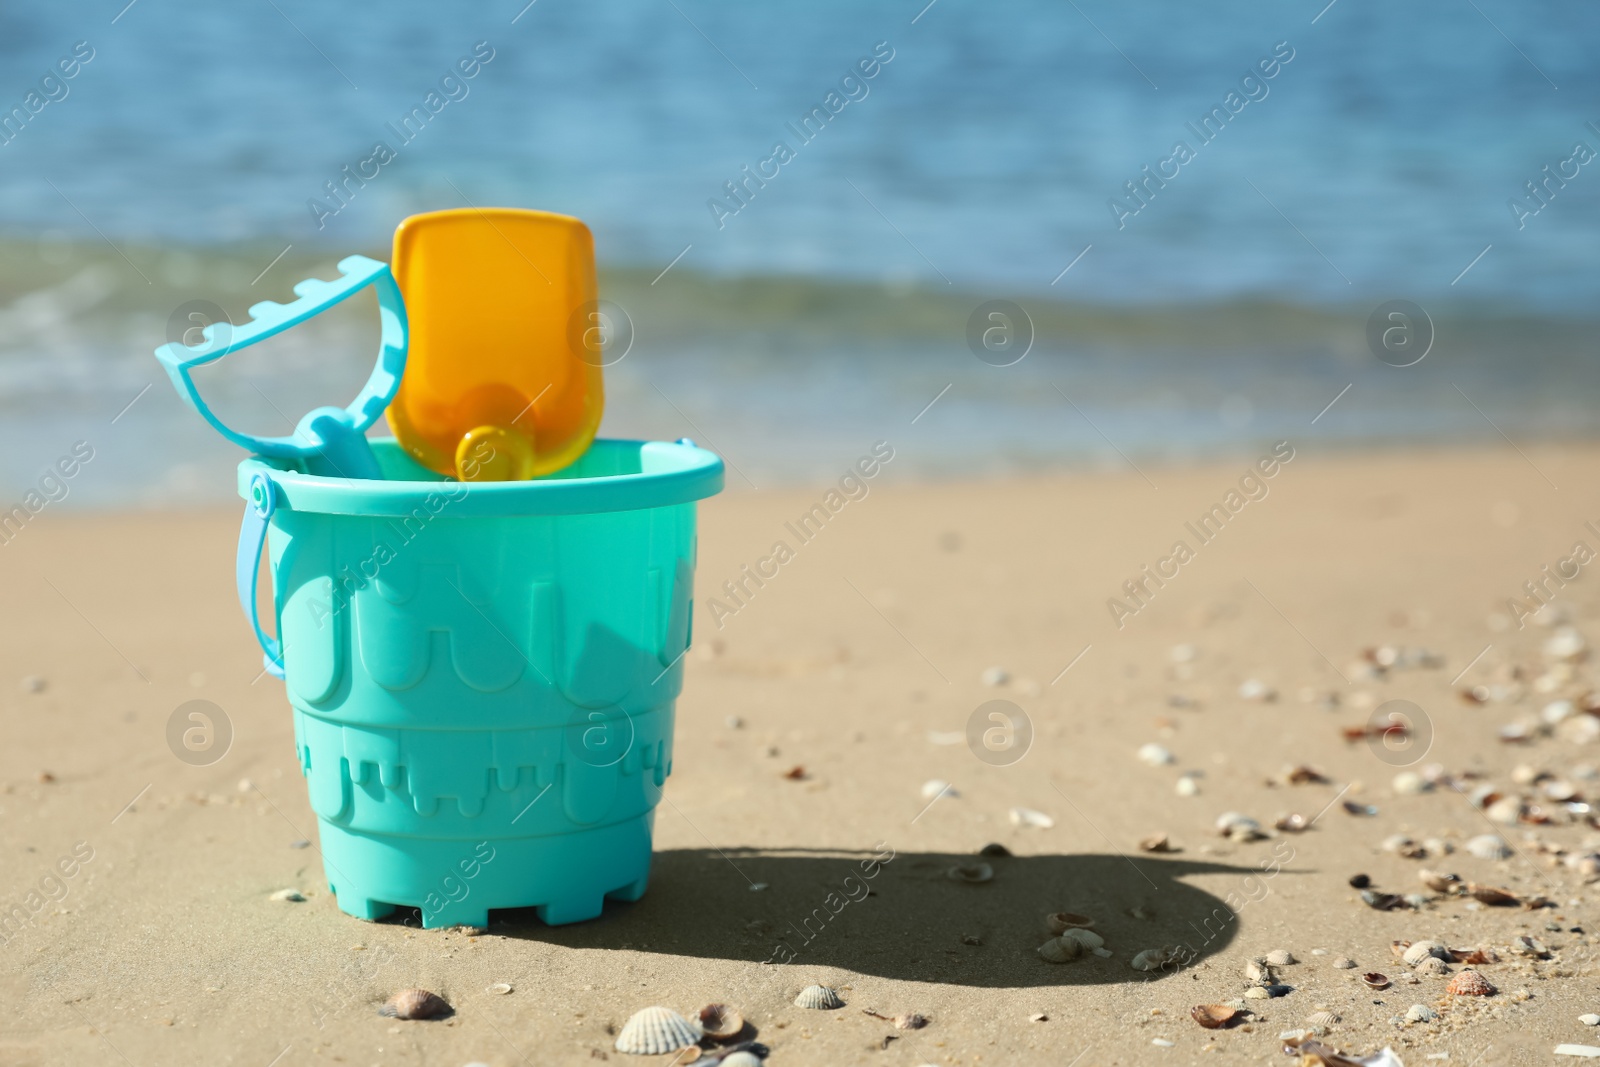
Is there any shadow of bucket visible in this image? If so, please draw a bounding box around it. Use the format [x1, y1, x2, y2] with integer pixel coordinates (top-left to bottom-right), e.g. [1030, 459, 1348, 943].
[237, 438, 723, 927]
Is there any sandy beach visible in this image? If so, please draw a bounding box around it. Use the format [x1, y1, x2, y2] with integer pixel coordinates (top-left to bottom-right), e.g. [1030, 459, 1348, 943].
[3, 445, 1600, 1066]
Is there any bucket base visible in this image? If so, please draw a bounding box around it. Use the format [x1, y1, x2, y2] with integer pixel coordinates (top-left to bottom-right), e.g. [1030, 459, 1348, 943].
[319, 810, 655, 928]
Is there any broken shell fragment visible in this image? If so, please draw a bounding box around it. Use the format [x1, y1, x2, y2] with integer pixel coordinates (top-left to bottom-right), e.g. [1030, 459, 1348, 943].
[1045, 911, 1095, 934]
[946, 862, 993, 884]
[1419, 869, 1462, 893]
[379, 989, 451, 1020]
[1132, 947, 1178, 972]
[697, 1003, 744, 1041]
[1138, 833, 1177, 853]
[1362, 972, 1391, 990]
[1009, 807, 1055, 829]
[892, 1012, 929, 1030]
[1468, 883, 1518, 906]
[921, 779, 956, 800]
[1405, 1004, 1440, 1023]
[794, 985, 844, 1010]
[1447, 970, 1495, 996]
[1510, 935, 1547, 957]
[1190, 1004, 1240, 1029]
[615, 1006, 704, 1055]
[1360, 890, 1409, 911]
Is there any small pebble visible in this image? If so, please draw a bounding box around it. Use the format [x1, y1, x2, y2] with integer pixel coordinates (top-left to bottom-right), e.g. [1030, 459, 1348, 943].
[921, 779, 956, 800]
[289, 839, 311, 850]
[1348, 874, 1371, 889]
[269, 888, 306, 903]
[1151, 1038, 1175, 1047]
[725, 715, 744, 729]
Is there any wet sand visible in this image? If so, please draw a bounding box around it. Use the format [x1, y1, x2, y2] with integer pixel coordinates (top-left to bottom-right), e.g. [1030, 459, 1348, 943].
[2, 446, 1599, 1065]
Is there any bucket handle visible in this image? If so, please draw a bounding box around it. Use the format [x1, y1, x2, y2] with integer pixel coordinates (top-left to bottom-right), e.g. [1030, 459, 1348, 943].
[237, 472, 285, 679]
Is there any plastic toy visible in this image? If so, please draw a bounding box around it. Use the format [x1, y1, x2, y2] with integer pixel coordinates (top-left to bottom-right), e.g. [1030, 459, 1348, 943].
[155, 225, 723, 927]
[387, 207, 606, 482]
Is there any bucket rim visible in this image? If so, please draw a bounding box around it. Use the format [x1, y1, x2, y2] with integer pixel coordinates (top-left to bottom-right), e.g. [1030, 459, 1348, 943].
[239, 437, 724, 518]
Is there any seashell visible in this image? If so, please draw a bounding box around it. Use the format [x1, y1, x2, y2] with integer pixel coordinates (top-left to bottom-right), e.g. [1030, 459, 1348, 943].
[1265, 949, 1296, 967]
[1382, 834, 1423, 857]
[1045, 911, 1095, 934]
[1275, 812, 1309, 833]
[1405, 1003, 1439, 1023]
[1361, 972, 1391, 990]
[1451, 946, 1498, 965]
[1190, 1004, 1239, 1029]
[1215, 811, 1260, 836]
[1238, 678, 1276, 702]
[1392, 771, 1430, 795]
[1581, 1014, 1600, 1026]
[1131, 947, 1175, 972]
[1332, 957, 1357, 969]
[1401, 941, 1449, 967]
[1037, 936, 1083, 964]
[1468, 883, 1518, 906]
[1466, 833, 1512, 860]
[921, 779, 956, 800]
[793, 985, 844, 1010]
[1138, 833, 1176, 853]
[270, 888, 306, 902]
[719, 1054, 762, 1067]
[981, 666, 1010, 686]
[979, 842, 1012, 857]
[1510, 935, 1546, 957]
[1059, 928, 1104, 951]
[1176, 775, 1201, 797]
[1243, 986, 1272, 1000]
[1419, 869, 1462, 893]
[615, 1006, 703, 1054]
[1413, 956, 1450, 977]
[1137, 743, 1175, 766]
[1360, 890, 1408, 911]
[379, 989, 451, 1020]
[1244, 958, 1272, 984]
[697, 1003, 744, 1041]
[946, 862, 993, 884]
[1306, 1011, 1339, 1027]
[1009, 807, 1055, 829]
[892, 1012, 929, 1030]
[488, 983, 513, 995]
[1447, 970, 1495, 996]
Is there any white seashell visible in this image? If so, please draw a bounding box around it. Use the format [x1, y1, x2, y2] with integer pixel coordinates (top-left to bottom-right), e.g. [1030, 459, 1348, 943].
[1467, 834, 1512, 860]
[1405, 1003, 1439, 1023]
[489, 983, 513, 995]
[270, 888, 306, 902]
[1131, 947, 1173, 971]
[1332, 957, 1358, 969]
[1238, 678, 1276, 702]
[1543, 700, 1576, 724]
[1176, 775, 1201, 797]
[1391, 771, 1430, 795]
[1009, 807, 1054, 829]
[1244, 958, 1271, 983]
[1059, 928, 1104, 951]
[1554, 1045, 1600, 1058]
[1265, 949, 1295, 967]
[793, 985, 844, 1010]
[615, 1006, 702, 1054]
[1170, 644, 1197, 663]
[1563, 716, 1600, 744]
[980, 666, 1010, 687]
[1243, 986, 1272, 1000]
[1137, 743, 1175, 766]
[721, 1054, 763, 1067]
[1422, 837, 1453, 857]
[1382, 834, 1418, 855]
[1485, 797, 1523, 825]
[1581, 1014, 1600, 1026]
[1413, 956, 1450, 977]
[1037, 936, 1083, 963]
[1542, 626, 1586, 662]
[1307, 1011, 1339, 1027]
[921, 779, 957, 800]
[1401, 941, 1449, 966]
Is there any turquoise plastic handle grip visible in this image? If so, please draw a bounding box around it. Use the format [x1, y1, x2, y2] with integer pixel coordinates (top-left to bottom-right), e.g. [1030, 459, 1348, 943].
[237, 471, 284, 678]
[154, 254, 407, 478]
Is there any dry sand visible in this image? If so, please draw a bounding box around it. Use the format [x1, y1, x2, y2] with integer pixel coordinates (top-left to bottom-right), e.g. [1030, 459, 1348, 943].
[3, 446, 1600, 1066]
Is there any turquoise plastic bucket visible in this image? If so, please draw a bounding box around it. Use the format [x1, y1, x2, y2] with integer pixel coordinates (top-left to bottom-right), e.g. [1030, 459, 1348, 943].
[237, 437, 723, 927]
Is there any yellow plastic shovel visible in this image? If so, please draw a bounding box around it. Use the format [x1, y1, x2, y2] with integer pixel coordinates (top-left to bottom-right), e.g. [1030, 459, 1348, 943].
[388, 208, 605, 481]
